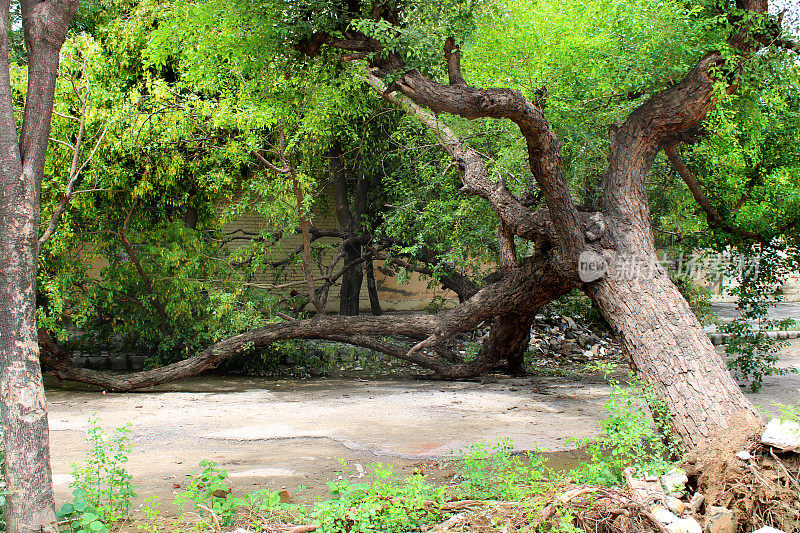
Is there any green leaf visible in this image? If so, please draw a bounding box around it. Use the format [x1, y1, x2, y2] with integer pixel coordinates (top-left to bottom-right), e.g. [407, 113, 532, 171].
[57, 503, 75, 517]
[72, 498, 88, 512]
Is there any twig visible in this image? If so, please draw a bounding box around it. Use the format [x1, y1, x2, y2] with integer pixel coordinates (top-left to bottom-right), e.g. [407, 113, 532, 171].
[196, 504, 220, 533]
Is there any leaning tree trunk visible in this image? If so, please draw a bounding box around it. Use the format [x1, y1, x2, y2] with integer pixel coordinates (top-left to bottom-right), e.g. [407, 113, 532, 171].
[588, 260, 760, 448]
[0, 1, 78, 532]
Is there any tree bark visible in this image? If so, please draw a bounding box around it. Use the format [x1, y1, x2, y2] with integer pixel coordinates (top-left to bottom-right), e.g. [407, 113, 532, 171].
[0, 1, 77, 531]
[364, 256, 383, 315]
[331, 142, 369, 315]
[588, 264, 760, 448]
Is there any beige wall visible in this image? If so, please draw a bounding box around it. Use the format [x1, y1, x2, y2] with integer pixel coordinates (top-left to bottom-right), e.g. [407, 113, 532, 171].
[221, 194, 460, 312]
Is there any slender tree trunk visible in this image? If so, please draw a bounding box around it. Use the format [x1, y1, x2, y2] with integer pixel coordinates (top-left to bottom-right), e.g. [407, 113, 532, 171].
[0, 1, 77, 531]
[331, 142, 368, 315]
[364, 257, 383, 315]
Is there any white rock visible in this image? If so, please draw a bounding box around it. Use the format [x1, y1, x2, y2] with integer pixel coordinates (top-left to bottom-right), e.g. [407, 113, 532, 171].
[650, 505, 679, 525]
[752, 528, 786, 533]
[761, 418, 800, 451]
[661, 468, 689, 494]
[665, 496, 685, 516]
[735, 450, 753, 460]
[666, 517, 702, 533]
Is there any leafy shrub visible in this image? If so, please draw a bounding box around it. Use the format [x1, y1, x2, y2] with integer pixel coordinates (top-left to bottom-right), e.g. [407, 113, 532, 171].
[68, 415, 136, 522]
[57, 489, 109, 533]
[570, 364, 680, 487]
[312, 463, 445, 533]
[450, 438, 546, 501]
[0, 427, 6, 531]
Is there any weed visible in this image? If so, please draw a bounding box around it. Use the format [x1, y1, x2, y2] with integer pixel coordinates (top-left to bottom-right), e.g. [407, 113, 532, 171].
[312, 463, 445, 533]
[450, 438, 546, 501]
[569, 363, 681, 487]
[0, 427, 6, 531]
[174, 460, 241, 527]
[57, 488, 110, 533]
[175, 461, 306, 530]
[70, 414, 137, 522]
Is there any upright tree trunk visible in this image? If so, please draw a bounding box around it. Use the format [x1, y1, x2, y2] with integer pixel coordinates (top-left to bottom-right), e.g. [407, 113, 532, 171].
[364, 257, 383, 316]
[331, 142, 369, 315]
[0, 1, 78, 531]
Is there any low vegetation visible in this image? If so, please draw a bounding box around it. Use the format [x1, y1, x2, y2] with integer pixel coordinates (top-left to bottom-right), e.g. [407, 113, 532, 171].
[35, 370, 722, 533]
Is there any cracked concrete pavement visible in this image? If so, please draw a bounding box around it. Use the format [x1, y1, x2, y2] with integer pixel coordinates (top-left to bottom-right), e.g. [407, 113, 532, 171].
[44, 340, 800, 513]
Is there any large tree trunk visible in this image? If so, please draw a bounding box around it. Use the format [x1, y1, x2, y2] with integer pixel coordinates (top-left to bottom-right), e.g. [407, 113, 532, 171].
[475, 313, 534, 376]
[346, 23, 770, 447]
[0, 1, 77, 531]
[589, 268, 760, 448]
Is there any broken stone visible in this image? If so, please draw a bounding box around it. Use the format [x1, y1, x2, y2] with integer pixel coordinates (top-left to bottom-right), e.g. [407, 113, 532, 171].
[661, 468, 688, 495]
[665, 496, 685, 516]
[704, 506, 735, 533]
[625, 467, 666, 503]
[735, 450, 752, 461]
[666, 517, 702, 533]
[688, 493, 705, 514]
[761, 418, 800, 451]
[650, 505, 679, 525]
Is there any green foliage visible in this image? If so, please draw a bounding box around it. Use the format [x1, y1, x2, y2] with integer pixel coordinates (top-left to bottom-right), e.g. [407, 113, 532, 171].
[541, 289, 606, 327]
[175, 460, 241, 527]
[70, 415, 137, 522]
[772, 393, 800, 425]
[450, 438, 546, 501]
[0, 428, 6, 531]
[722, 246, 799, 392]
[312, 463, 445, 533]
[570, 364, 680, 487]
[57, 489, 110, 533]
[669, 270, 715, 327]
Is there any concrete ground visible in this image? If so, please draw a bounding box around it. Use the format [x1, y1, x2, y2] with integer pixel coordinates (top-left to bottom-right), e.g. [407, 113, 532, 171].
[709, 302, 800, 327]
[44, 340, 800, 515]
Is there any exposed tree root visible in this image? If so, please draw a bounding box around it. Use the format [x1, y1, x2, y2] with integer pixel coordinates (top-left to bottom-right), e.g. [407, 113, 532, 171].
[685, 422, 800, 533]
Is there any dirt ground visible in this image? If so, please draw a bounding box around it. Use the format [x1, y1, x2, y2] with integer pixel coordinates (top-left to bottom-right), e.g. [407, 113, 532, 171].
[44, 340, 800, 516]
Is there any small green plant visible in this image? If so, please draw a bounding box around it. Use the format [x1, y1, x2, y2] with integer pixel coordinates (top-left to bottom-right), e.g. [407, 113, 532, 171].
[57, 488, 109, 533]
[70, 414, 136, 522]
[450, 438, 546, 501]
[0, 427, 7, 532]
[570, 363, 681, 487]
[312, 462, 445, 533]
[176, 461, 308, 530]
[134, 497, 162, 533]
[772, 393, 800, 424]
[175, 460, 242, 527]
